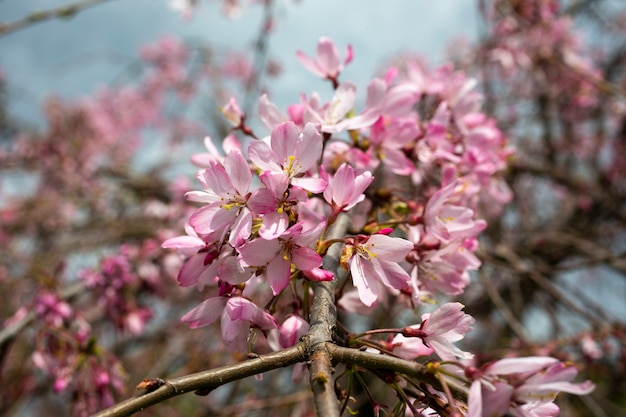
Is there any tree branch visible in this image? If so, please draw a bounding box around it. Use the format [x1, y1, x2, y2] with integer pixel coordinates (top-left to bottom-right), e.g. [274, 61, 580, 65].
[0, 0, 118, 37]
[307, 214, 349, 417]
[328, 344, 468, 402]
[91, 343, 307, 417]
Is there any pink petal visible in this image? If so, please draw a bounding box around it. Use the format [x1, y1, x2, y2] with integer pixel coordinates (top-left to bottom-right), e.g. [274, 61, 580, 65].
[295, 123, 323, 171]
[279, 315, 310, 348]
[161, 235, 205, 252]
[229, 208, 252, 247]
[271, 121, 300, 162]
[266, 257, 292, 295]
[316, 37, 340, 76]
[367, 234, 414, 260]
[238, 238, 280, 267]
[486, 357, 560, 375]
[248, 188, 278, 214]
[189, 203, 235, 235]
[423, 302, 474, 336]
[372, 259, 410, 290]
[330, 163, 356, 206]
[259, 211, 289, 240]
[303, 267, 334, 282]
[259, 171, 289, 197]
[258, 94, 286, 129]
[249, 139, 280, 172]
[295, 50, 326, 78]
[291, 177, 327, 193]
[200, 161, 234, 197]
[181, 297, 228, 329]
[177, 253, 207, 287]
[392, 333, 433, 360]
[467, 380, 483, 417]
[382, 148, 415, 175]
[351, 257, 379, 307]
[292, 246, 323, 271]
[224, 150, 251, 196]
[216, 256, 251, 285]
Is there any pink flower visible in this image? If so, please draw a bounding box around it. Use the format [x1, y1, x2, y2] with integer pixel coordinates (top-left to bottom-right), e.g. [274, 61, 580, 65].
[422, 181, 486, 243]
[247, 170, 308, 240]
[258, 93, 287, 130]
[363, 74, 420, 118]
[221, 297, 278, 352]
[300, 82, 380, 133]
[368, 116, 419, 175]
[221, 97, 245, 127]
[395, 302, 474, 361]
[391, 332, 434, 360]
[237, 222, 325, 295]
[248, 121, 327, 193]
[187, 150, 252, 246]
[406, 225, 481, 304]
[190, 134, 242, 168]
[161, 223, 205, 257]
[181, 296, 278, 353]
[34, 293, 73, 328]
[296, 37, 353, 83]
[467, 357, 595, 417]
[513, 361, 596, 402]
[345, 234, 413, 306]
[322, 163, 374, 212]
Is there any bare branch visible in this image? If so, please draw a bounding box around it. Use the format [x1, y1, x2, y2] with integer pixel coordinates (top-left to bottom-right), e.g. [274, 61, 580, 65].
[91, 343, 307, 417]
[307, 214, 349, 417]
[0, 0, 118, 37]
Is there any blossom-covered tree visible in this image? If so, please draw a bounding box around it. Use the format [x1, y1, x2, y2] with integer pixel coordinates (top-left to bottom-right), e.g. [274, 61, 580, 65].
[1, 1, 624, 416]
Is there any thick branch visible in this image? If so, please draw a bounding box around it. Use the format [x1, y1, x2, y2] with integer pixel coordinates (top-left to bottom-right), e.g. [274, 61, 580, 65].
[91, 343, 307, 417]
[307, 214, 349, 417]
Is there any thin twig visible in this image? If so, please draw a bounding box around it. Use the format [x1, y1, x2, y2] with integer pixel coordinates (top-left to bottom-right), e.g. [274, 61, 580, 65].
[328, 344, 468, 402]
[0, 0, 118, 37]
[478, 268, 530, 343]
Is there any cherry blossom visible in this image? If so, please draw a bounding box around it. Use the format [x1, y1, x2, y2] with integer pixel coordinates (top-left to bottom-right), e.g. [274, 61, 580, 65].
[395, 302, 474, 361]
[247, 170, 309, 240]
[422, 180, 487, 243]
[322, 163, 374, 212]
[344, 234, 413, 306]
[238, 222, 325, 295]
[182, 296, 278, 353]
[248, 121, 327, 193]
[296, 37, 353, 85]
[187, 149, 253, 246]
[467, 357, 595, 417]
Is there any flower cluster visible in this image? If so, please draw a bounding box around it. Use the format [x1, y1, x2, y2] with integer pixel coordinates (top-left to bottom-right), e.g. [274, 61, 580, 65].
[29, 293, 125, 417]
[163, 36, 504, 344]
[163, 36, 593, 414]
[79, 241, 165, 335]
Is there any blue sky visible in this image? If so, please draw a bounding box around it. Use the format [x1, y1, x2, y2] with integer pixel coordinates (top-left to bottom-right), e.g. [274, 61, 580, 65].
[0, 0, 480, 124]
